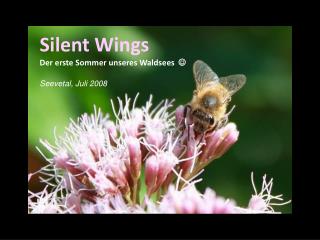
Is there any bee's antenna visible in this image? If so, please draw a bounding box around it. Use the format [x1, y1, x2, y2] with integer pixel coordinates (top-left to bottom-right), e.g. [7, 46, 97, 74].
[226, 105, 236, 117]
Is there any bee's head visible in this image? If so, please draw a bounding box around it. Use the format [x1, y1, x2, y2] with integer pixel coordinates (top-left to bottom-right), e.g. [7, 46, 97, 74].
[202, 95, 217, 109]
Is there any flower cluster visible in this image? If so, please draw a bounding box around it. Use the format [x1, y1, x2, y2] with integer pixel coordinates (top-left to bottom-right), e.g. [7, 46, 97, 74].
[28, 94, 290, 213]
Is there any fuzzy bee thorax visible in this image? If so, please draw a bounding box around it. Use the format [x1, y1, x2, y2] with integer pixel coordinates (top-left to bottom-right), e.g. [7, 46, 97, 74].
[190, 83, 230, 120]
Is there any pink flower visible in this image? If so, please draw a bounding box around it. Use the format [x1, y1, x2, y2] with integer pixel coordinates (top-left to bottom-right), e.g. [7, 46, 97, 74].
[199, 122, 239, 162]
[28, 185, 67, 214]
[113, 94, 144, 138]
[145, 151, 178, 196]
[246, 172, 291, 213]
[159, 185, 236, 214]
[29, 94, 290, 214]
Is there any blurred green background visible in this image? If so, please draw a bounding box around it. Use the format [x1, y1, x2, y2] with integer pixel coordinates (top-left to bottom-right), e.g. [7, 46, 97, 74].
[28, 26, 292, 213]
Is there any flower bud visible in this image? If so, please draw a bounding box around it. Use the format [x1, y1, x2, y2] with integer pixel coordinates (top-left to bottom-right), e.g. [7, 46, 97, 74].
[160, 185, 236, 214]
[123, 121, 139, 138]
[162, 171, 174, 191]
[121, 108, 144, 138]
[66, 193, 81, 213]
[213, 123, 239, 159]
[181, 124, 197, 173]
[125, 136, 142, 179]
[145, 128, 164, 149]
[145, 155, 158, 195]
[175, 105, 185, 127]
[53, 150, 70, 169]
[172, 141, 185, 158]
[131, 108, 144, 123]
[155, 152, 178, 192]
[108, 164, 130, 195]
[105, 120, 117, 141]
[81, 202, 96, 213]
[199, 123, 239, 163]
[248, 195, 267, 211]
[181, 199, 196, 213]
[86, 129, 106, 160]
[198, 130, 223, 163]
[212, 197, 236, 213]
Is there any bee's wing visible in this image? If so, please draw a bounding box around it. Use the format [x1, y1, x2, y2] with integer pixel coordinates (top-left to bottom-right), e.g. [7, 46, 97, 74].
[219, 74, 246, 95]
[193, 60, 220, 90]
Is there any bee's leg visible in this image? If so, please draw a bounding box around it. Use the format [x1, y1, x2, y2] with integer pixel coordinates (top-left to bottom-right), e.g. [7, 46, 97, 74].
[218, 105, 235, 129]
[197, 133, 205, 147]
[183, 105, 192, 141]
[219, 116, 228, 129]
[183, 104, 191, 118]
[181, 104, 191, 129]
[196, 125, 213, 147]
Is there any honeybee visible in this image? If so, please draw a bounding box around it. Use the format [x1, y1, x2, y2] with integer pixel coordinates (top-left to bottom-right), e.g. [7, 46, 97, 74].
[185, 60, 246, 134]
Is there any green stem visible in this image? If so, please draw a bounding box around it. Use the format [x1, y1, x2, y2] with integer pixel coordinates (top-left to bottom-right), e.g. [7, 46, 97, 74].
[156, 188, 161, 202]
[132, 179, 138, 205]
[136, 178, 141, 204]
[125, 193, 133, 205]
